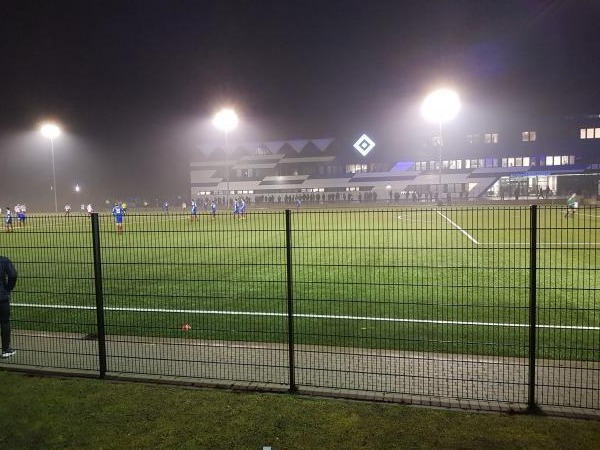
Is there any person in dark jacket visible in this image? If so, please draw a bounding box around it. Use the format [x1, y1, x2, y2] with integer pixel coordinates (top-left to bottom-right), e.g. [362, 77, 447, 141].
[0, 256, 18, 358]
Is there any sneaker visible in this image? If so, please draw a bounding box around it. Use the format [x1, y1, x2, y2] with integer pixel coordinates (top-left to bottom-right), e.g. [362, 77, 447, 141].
[1, 349, 16, 358]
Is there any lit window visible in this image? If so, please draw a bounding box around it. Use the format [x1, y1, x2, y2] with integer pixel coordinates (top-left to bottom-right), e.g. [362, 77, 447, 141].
[554, 156, 561, 165]
[587, 128, 594, 139]
[508, 157, 515, 167]
[581, 128, 587, 139]
[561, 155, 569, 165]
[484, 133, 499, 144]
[522, 131, 536, 142]
[546, 156, 554, 166]
[596, 128, 600, 138]
[515, 157, 523, 167]
[501, 158, 508, 167]
[346, 164, 368, 174]
[523, 157, 530, 166]
[569, 155, 575, 165]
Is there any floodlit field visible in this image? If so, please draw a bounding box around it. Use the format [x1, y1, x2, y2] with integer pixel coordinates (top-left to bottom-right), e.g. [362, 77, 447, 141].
[4, 205, 600, 361]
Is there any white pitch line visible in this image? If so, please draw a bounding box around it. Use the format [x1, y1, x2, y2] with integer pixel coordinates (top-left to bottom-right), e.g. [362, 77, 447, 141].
[14, 303, 600, 331]
[436, 211, 480, 244]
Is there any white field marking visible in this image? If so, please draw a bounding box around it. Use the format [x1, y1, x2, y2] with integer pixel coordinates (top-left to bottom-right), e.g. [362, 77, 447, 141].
[578, 212, 600, 219]
[480, 242, 600, 247]
[436, 211, 480, 244]
[397, 214, 438, 224]
[15, 303, 600, 331]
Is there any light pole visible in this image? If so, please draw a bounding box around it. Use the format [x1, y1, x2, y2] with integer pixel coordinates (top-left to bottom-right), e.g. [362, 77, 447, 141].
[40, 122, 62, 213]
[213, 108, 239, 206]
[421, 88, 461, 201]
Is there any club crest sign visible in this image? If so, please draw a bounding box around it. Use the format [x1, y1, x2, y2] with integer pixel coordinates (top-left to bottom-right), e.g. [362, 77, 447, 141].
[353, 134, 375, 156]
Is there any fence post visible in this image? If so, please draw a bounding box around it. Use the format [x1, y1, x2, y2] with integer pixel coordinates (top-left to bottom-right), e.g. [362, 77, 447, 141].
[527, 204, 538, 412]
[91, 213, 107, 378]
[285, 209, 297, 393]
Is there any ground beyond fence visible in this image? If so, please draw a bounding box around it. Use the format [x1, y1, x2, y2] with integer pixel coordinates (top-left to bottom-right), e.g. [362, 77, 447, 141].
[1, 206, 598, 417]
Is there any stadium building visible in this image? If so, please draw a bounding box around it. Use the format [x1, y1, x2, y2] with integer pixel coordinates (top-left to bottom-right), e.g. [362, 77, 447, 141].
[190, 113, 600, 205]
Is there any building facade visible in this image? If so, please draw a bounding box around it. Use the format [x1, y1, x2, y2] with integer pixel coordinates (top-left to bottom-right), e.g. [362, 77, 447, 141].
[190, 114, 600, 205]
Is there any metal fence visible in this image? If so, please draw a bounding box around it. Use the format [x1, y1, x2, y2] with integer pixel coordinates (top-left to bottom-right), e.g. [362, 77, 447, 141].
[1, 205, 598, 418]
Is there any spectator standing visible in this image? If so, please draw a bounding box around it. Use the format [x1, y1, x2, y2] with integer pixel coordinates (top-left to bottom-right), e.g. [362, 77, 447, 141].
[0, 255, 17, 358]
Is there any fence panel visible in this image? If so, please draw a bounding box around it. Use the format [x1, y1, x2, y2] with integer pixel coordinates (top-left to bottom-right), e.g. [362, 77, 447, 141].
[5, 213, 99, 372]
[289, 207, 531, 409]
[535, 206, 600, 413]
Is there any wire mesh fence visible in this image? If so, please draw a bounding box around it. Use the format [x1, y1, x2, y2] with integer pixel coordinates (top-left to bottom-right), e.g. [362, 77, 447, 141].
[0, 206, 598, 416]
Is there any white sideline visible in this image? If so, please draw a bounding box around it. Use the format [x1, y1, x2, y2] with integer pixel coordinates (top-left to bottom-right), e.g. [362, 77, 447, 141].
[436, 211, 480, 244]
[14, 303, 600, 331]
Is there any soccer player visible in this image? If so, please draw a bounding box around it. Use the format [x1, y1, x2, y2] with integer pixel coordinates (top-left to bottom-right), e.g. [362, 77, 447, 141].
[233, 198, 240, 221]
[16, 205, 25, 227]
[111, 202, 124, 233]
[211, 199, 216, 220]
[240, 197, 246, 220]
[190, 199, 198, 221]
[565, 193, 577, 218]
[4, 207, 13, 232]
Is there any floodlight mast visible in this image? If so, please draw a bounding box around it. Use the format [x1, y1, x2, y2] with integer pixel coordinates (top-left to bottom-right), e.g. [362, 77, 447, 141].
[421, 89, 461, 202]
[40, 123, 62, 213]
[213, 109, 239, 206]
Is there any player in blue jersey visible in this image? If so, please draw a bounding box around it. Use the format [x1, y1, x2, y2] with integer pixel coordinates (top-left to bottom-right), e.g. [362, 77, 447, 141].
[190, 199, 198, 221]
[111, 202, 124, 234]
[211, 199, 217, 220]
[233, 198, 240, 221]
[16, 205, 25, 227]
[4, 207, 13, 232]
[239, 197, 246, 220]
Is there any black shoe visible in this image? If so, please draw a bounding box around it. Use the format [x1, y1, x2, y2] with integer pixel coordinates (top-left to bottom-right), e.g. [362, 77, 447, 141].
[1, 349, 16, 358]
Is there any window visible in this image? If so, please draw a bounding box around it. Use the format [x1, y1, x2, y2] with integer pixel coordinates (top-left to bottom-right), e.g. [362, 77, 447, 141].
[580, 127, 600, 139]
[346, 164, 368, 174]
[484, 133, 499, 144]
[466, 134, 480, 144]
[523, 157, 530, 166]
[522, 131, 537, 142]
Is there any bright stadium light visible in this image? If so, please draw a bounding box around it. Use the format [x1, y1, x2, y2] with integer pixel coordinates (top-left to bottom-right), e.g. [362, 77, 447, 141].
[421, 89, 460, 201]
[213, 108, 239, 205]
[40, 122, 62, 213]
[213, 108, 239, 133]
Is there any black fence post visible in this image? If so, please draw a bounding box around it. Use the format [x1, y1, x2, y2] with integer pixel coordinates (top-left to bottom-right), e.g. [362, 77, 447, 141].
[528, 204, 539, 412]
[285, 209, 297, 393]
[91, 213, 107, 378]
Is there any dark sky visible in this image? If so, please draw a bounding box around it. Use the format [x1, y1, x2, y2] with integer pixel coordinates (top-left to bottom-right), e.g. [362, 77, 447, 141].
[1, 0, 599, 209]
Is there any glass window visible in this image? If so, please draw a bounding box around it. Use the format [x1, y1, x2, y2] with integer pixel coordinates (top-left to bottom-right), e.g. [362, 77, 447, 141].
[456, 160, 462, 169]
[508, 158, 515, 167]
[515, 157, 523, 167]
[530, 131, 536, 141]
[449, 160, 457, 169]
[523, 157, 530, 166]
[546, 156, 554, 166]
[465, 160, 471, 169]
[580, 128, 586, 139]
[587, 128, 594, 139]
[501, 158, 508, 167]
[522, 131, 529, 141]
[596, 128, 600, 138]
[569, 155, 575, 165]
[554, 156, 561, 165]
[561, 155, 569, 165]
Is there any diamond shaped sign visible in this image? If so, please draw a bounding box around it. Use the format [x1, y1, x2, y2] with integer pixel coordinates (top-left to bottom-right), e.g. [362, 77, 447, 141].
[353, 134, 375, 156]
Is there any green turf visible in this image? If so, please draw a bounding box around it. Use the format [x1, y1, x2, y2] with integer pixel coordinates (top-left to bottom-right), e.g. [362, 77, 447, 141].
[3, 205, 599, 360]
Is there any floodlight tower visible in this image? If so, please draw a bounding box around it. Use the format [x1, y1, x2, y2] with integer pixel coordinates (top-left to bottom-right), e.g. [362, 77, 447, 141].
[40, 122, 62, 213]
[421, 88, 461, 200]
[213, 108, 239, 206]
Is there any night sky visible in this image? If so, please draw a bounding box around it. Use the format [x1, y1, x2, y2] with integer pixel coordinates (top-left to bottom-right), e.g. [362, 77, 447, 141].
[1, 0, 599, 210]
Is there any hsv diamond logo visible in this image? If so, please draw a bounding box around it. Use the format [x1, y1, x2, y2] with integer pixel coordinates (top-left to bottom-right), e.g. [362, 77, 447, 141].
[353, 134, 375, 156]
